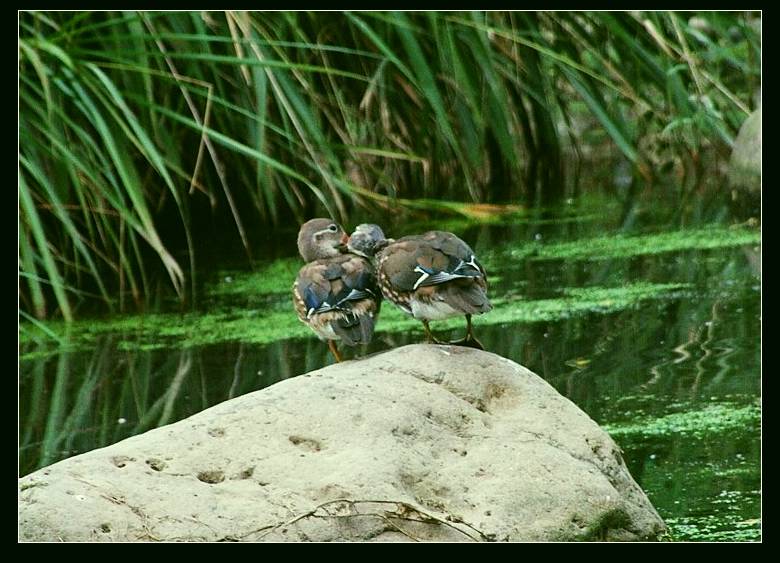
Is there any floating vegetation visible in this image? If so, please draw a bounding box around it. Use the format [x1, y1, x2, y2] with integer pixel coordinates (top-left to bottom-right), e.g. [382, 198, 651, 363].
[20, 281, 690, 355]
[209, 258, 301, 298]
[666, 512, 761, 542]
[604, 403, 761, 440]
[488, 226, 760, 263]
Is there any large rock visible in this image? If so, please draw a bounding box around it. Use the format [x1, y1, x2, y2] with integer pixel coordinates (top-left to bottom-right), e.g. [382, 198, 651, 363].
[18, 345, 666, 542]
[729, 106, 761, 192]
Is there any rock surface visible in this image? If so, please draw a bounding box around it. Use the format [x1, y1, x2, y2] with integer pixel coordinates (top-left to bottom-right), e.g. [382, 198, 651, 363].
[729, 106, 761, 192]
[19, 345, 666, 542]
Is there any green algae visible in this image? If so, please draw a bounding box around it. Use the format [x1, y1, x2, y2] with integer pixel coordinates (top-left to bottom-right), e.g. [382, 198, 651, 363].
[604, 404, 761, 440]
[606, 399, 761, 542]
[666, 515, 760, 542]
[200, 213, 753, 304]
[583, 508, 633, 541]
[19, 223, 756, 352]
[712, 467, 758, 478]
[20, 281, 690, 352]
[209, 258, 301, 298]
[486, 226, 760, 264]
[116, 341, 168, 352]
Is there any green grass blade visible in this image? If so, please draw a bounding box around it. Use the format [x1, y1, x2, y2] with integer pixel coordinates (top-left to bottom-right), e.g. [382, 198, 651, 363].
[19, 175, 73, 321]
[19, 229, 47, 320]
[562, 67, 638, 163]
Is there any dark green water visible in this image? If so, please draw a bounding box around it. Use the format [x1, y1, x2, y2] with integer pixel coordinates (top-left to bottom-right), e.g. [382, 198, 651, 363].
[19, 187, 761, 541]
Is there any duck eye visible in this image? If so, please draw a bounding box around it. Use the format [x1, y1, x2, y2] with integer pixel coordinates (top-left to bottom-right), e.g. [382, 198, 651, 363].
[328, 224, 338, 232]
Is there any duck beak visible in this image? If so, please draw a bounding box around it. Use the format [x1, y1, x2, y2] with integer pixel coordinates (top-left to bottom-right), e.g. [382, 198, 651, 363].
[334, 232, 349, 252]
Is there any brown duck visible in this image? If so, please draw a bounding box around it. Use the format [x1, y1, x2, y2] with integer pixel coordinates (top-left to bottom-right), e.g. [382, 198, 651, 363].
[292, 219, 381, 362]
[348, 224, 491, 349]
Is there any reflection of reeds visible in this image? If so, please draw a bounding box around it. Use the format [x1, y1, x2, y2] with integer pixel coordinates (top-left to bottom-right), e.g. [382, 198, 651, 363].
[19, 338, 302, 475]
[19, 11, 759, 320]
[138, 349, 193, 429]
[20, 341, 192, 474]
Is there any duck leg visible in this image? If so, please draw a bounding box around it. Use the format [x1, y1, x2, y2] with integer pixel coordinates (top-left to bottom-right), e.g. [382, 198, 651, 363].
[328, 340, 343, 363]
[422, 320, 444, 345]
[449, 314, 485, 350]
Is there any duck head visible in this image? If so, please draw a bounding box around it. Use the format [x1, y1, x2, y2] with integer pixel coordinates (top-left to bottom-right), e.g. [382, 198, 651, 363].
[297, 218, 349, 261]
[347, 223, 389, 258]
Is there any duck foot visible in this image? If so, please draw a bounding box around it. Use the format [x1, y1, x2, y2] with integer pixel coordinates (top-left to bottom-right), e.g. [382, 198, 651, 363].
[328, 340, 343, 363]
[448, 314, 485, 350]
[447, 335, 485, 350]
[422, 320, 445, 345]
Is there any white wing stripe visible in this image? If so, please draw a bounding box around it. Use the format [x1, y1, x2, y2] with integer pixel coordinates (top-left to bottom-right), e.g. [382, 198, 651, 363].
[413, 266, 430, 290]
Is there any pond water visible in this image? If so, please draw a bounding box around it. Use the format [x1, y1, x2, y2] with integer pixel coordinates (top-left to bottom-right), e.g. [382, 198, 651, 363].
[19, 184, 761, 541]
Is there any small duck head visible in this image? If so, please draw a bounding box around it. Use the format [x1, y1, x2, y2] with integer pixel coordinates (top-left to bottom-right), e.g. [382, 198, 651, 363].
[347, 223, 389, 258]
[297, 218, 349, 261]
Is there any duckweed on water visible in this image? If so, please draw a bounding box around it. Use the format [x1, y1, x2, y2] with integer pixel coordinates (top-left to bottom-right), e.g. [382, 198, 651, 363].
[21, 225, 752, 355]
[209, 258, 301, 298]
[116, 341, 168, 353]
[486, 226, 760, 263]
[19, 282, 690, 355]
[604, 404, 760, 440]
[666, 514, 761, 542]
[206, 226, 754, 302]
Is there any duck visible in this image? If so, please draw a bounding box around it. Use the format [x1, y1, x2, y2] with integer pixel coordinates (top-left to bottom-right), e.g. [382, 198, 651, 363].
[348, 224, 491, 349]
[292, 218, 381, 362]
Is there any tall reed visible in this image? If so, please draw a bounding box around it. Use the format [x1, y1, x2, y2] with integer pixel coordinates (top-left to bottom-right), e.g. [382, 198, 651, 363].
[19, 11, 760, 319]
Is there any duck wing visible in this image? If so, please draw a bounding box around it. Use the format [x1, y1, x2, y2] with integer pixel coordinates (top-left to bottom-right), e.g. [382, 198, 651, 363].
[293, 254, 380, 345]
[379, 231, 488, 291]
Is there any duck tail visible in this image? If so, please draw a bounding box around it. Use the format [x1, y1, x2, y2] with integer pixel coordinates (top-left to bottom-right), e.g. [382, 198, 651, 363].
[331, 310, 375, 346]
[442, 283, 492, 315]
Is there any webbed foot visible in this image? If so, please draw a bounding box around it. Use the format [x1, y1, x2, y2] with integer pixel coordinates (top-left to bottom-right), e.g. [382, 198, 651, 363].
[448, 314, 485, 350]
[448, 335, 485, 350]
